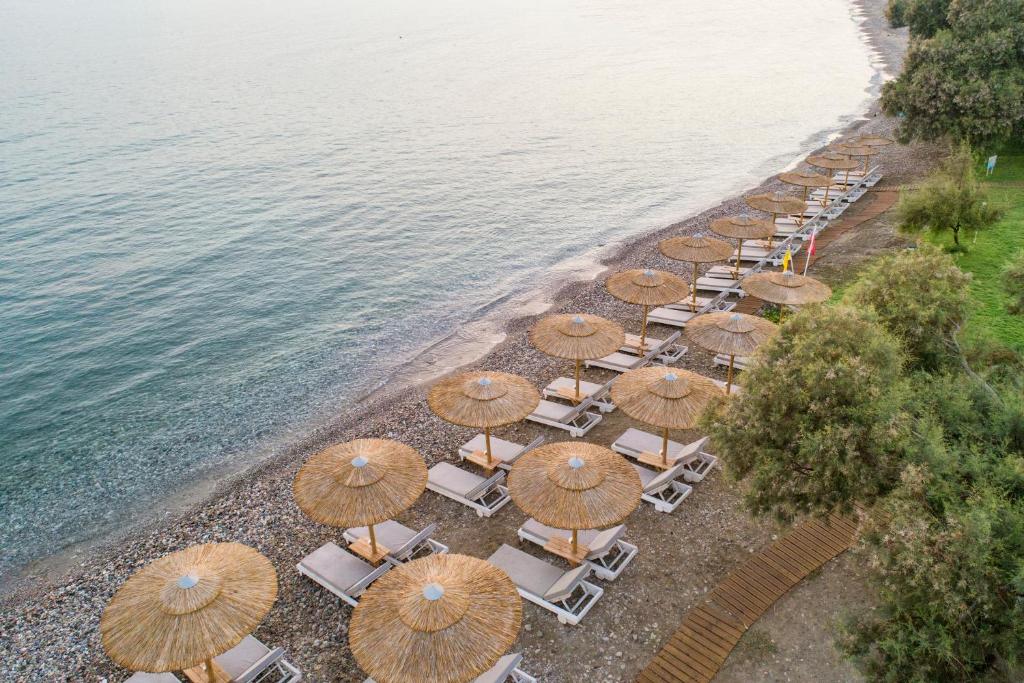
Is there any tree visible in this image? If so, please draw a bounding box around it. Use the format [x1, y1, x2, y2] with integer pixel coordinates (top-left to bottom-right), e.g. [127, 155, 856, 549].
[847, 244, 971, 369]
[702, 305, 915, 522]
[881, 0, 1024, 147]
[1004, 250, 1024, 314]
[896, 144, 1001, 248]
[886, 0, 909, 27]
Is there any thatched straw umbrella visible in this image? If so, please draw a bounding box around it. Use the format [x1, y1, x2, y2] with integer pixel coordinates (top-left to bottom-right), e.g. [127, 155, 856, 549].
[428, 371, 540, 470]
[294, 438, 427, 562]
[529, 314, 624, 402]
[605, 269, 689, 352]
[350, 553, 521, 683]
[851, 134, 894, 148]
[779, 169, 835, 208]
[807, 152, 860, 188]
[741, 271, 832, 323]
[686, 312, 777, 394]
[610, 367, 722, 468]
[832, 142, 879, 174]
[709, 214, 775, 279]
[745, 191, 807, 236]
[508, 442, 641, 560]
[100, 543, 278, 683]
[658, 233, 734, 311]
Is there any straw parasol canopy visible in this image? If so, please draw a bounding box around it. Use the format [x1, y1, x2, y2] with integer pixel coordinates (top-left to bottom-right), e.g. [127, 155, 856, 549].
[741, 271, 832, 322]
[101, 543, 278, 681]
[605, 269, 690, 351]
[832, 142, 879, 174]
[686, 312, 778, 394]
[611, 367, 723, 467]
[710, 214, 776, 279]
[428, 371, 540, 468]
[294, 438, 426, 560]
[529, 314, 624, 402]
[659, 233, 734, 311]
[807, 152, 860, 171]
[508, 442, 642, 557]
[851, 134, 894, 148]
[746, 191, 806, 234]
[780, 169, 835, 208]
[350, 553, 521, 683]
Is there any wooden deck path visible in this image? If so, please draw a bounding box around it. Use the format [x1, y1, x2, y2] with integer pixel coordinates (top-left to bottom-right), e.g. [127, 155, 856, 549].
[636, 514, 858, 683]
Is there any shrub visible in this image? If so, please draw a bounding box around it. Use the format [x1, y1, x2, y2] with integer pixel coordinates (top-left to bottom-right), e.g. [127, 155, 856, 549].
[1004, 250, 1024, 314]
[886, 0, 909, 26]
[896, 145, 1001, 248]
[846, 244, 971, 370]
[702, 305, 914, 522]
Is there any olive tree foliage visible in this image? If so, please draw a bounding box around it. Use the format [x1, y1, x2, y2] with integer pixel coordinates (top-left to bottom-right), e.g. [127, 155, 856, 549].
[702, 306, 915, 522]
[847, 244, 971, 369]
[1004, 250, 1024, 315]
[896, 144, 1001, 247]
[881, 0, 1024, 147]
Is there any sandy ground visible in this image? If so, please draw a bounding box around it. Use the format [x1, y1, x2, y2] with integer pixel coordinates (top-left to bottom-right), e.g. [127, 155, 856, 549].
[0, 1, 948, 681]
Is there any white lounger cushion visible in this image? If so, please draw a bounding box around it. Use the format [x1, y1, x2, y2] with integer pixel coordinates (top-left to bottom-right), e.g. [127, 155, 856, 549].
[633, 462, 687, 493]
[532, 400, 579, 423]
[613, 428, 707, 465]
[299, 542, 378, 594]
[488, 544, 590, 602]
[460, 433, 533, 465]
[519, 519, 625, 559]
[345, 520, 440, 560]
[544, 377, 604, 399]
[587, 351, 644, 370]
[429, 462, 502, 499]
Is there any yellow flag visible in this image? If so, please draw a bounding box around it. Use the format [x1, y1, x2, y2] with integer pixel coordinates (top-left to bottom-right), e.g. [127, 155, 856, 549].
[782, 247, 792, 273]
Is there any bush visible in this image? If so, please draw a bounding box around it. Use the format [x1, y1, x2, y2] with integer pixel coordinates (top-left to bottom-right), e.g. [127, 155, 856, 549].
[702, 305, 915, 522]
[1004, 250, 1024, 314]
[896, 145, 1001, 247]
[886, 0, 909, 26]
[881, 0, 1024, 146]
[846, 244, 971, 370]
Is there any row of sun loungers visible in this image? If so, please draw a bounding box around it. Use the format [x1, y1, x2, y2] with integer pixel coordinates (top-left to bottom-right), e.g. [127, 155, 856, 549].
[126, 636, 303, 683]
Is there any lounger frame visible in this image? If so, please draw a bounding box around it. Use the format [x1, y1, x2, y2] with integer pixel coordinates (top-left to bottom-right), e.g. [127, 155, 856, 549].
[516, 579, 604, 626]
[516, 527, 638, 581]
[426, 469, 512, 517]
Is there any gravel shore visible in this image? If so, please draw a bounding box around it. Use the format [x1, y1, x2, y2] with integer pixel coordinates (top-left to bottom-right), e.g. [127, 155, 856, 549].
[0, 1, 932, 680]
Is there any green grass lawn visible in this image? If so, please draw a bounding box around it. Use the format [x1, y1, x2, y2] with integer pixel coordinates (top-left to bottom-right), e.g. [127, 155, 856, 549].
[925, 151, 1024, 352]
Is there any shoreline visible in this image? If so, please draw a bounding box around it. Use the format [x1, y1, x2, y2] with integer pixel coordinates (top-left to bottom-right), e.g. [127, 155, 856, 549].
[0, 1, 921, 680]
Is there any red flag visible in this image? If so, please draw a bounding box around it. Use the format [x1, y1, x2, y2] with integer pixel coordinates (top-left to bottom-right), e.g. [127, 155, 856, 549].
[808, 230, 817, 256]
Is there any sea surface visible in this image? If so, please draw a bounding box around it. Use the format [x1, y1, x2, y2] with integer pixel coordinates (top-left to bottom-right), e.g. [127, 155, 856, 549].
[0, 0, 875, 579]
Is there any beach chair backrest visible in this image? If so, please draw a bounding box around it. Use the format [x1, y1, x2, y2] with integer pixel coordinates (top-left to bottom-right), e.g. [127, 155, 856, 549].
[349, 561, 392, 595]
[644, 462, 686, 493]
[475, 653, 525, 683]
[391, 523, 438, 560]
[543, 563, 591, 602]
[234, 647, 286, 683]
[585, 525, 625, 559]
[516, 435, 545, 459]
[465, 470, 505, 501]
[677, 436, 710, 461]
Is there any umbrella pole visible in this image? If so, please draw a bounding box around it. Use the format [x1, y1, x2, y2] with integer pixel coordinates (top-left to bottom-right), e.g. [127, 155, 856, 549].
[572, 529, 579, 555]
[778, 306, 785, 325]
[206, 658, 216, 683]
[639, 305, 649, 351]
[368, 523, 378, 556]
[662, 427, 670, 467]
[733, 240, 743, 279]
[574, 358, 582, 400]
[844, 168, 850, 187]
[484, 426, 493, 466]
[691, 262, 698, 311]
[769, 213, 777, 245]
[726, 354, 735, 395]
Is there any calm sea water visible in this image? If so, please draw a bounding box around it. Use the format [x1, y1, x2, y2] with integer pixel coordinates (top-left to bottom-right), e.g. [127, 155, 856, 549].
[0, 0, 874, 578]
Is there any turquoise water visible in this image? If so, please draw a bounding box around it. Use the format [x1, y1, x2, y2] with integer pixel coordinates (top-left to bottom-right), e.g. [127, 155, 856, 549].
[0, 0, 874, 578]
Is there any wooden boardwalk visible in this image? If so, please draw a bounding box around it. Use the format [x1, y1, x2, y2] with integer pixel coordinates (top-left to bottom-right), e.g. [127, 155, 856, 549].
[636, 514, 858, 683]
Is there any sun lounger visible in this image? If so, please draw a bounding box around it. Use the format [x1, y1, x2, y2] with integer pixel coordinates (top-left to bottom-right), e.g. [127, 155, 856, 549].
[426, 463, 511, 517]
[365, 653, 537, 683]
[517, 519, 638, 581]
[297, 542, 393, 607]
[487, 544, 603, 625]
[620, 333, 687, 363]
[527, 395, 602, 437]
[633, 462, 693, 513]
[542, 377, 615, 413]
[585, 331, 682, 373]
[612, 428, 717, 483]
[648, 300, 736, 328]
[343, 521, 448, 562]
[458, 433, 545, 469]
[714, 353, 752, 371]
[666, 294, 717, 310]
[695, 276, 745, 295]
[212, 635, 302, 683]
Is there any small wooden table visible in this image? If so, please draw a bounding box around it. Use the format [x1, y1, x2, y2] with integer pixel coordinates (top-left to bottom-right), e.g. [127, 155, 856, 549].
[637, 451, 675, 470]
[464, 449, 501, 471]
[349, 536, 390, 564]
[544, 537, 589, 565]
[183, 659, 231, 683]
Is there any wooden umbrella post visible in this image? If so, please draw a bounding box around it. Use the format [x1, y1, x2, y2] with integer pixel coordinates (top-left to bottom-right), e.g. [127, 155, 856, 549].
[484, 426, 493, 466]
[368, 523, 378, 556]
[690, 261, 699, 311]
[206, 658, 216, 683]
[726, 354, 735, 395]
[639, 305, 649, 351]
[733, 240, 743, 279]
[573, 358, 582, 400]
[768, 213, 776, 247]
[662, 427, 670, 467]
[571, 528, 579, 555]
